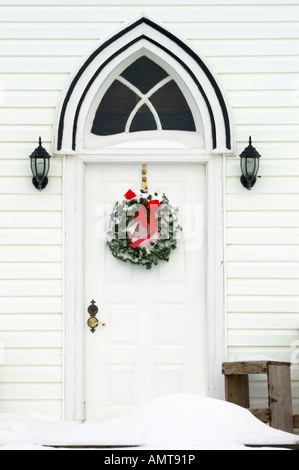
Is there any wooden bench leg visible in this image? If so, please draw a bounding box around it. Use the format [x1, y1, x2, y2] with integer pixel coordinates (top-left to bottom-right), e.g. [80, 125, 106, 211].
[225, 375, 250, 408]
[268, 364, 294, 433]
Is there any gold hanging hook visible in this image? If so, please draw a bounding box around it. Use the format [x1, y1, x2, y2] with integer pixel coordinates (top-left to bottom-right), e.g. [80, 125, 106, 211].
[142, 164, 147, 189]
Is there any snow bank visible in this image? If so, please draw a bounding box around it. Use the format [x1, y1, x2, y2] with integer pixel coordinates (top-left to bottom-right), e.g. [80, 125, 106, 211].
[0, 394, 298, 450]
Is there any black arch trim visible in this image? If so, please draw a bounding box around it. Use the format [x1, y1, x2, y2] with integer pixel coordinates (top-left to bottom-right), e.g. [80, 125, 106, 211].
[144, 18, 231, 150]
[72, 36, 143, 150]
[72, 35, 216, 151]
[146, 36, 216, 151]
[58, 17, 231, 152]
[57, 18, 144, 150]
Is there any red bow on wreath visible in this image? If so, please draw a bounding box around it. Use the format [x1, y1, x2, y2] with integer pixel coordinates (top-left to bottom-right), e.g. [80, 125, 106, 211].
[124, 189, 160, 248]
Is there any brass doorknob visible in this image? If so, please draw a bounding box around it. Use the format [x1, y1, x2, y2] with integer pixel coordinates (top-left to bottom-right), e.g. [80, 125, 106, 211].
[87, 300, 106, 333]
[87, 317, 106, 329]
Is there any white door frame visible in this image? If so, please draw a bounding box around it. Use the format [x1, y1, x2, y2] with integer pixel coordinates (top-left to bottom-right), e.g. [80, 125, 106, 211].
[63, 151, 225, 421]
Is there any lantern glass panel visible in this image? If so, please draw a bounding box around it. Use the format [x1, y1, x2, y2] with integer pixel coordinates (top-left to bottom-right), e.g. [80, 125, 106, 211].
[241, 157, 259, 178]
[30, 158, 37, 178]
[240, 157, 247, 176]
[44, 158, 50, 177]
[36, 158, 46, 177]
[246, 157, 255, 176]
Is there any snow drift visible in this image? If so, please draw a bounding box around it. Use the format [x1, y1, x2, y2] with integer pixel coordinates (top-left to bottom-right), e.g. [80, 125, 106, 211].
[0, 394, 298, 450]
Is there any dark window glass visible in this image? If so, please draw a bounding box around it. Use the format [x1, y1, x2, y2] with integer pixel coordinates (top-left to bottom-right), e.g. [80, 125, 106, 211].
[130, 104, 157, 132]
[92, 80, 140, 136]
[91, 56, 196, 137]
[150, 80, 196, 131]
[121, 56, 168, 94]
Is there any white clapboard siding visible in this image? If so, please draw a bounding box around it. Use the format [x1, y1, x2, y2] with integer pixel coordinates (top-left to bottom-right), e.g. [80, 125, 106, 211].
[0, 400, 62, 414]
[0, 366, 62, 383]
[227, 262, 299, 280]
[226, 176, 299, 194]
[1, 22, 299, 40]
[2, 91, 61, 108]
[234, 109, 299, 125]
[1, 6, 299, 23]
[0, 9, 63, 413]
[0, 246, 62, 263]
[223, 74, 299, 91]
[0, 58, 77, 74]
[1, 349, 62, 367]
[228, 313, 299, 330]
[0, 280, 62, 297]
[2, 0, 299, 4]
[210, 57, 299, 74]
[0, 263, 62, 280]
[226, 213, 299, 229]
[226, 194, 299, 211]
[228, 330, 299, 348]
[193, 39, 299, 57]
[0, 127, 55, 143]
[0, 177, 62, 194]
[227, 246, 299, 262]
[0, 159, 62, 175]
[235, 142, 299, 159]
[0, 75, 68, 92]
[0, 0, 298, 416]
[0, 109, 60, 125]
[228, 279, 299, 297]
[235, 126, 299, 143]
[0, 298, 62, 314]
[0, 314, 62, 331]
[227, 228, 299, 245]
[0, 42, 91, 58]
[0, 195, 62, 211]
[0, 383, 61, 400]
[0, 144, 55, 160]
[229, 90, 299, 108]
[0, 331, 62, 348]
[0, 213, 62, 229]
[2, 39, 299, 58]
[0, 229, 62, 245]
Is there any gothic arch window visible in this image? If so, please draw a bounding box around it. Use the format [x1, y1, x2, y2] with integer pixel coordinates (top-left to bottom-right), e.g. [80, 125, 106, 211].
[91, 56, 196, 137]
[54, 16, 233, 154]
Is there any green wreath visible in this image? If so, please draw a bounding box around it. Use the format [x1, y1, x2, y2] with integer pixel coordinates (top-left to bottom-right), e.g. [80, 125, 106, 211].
[106, 188, 182, 269]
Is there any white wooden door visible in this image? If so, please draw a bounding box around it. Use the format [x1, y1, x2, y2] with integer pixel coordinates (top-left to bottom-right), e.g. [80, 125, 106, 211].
[84, 162, 206, 421]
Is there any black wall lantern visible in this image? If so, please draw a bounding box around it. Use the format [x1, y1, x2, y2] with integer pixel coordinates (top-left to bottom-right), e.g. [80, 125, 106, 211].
[29, 137, 51, 191]
[239, 136, 261, 190]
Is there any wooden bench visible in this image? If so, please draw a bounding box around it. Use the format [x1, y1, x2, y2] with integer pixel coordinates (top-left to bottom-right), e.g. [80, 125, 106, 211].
[222, 360, 298, 433]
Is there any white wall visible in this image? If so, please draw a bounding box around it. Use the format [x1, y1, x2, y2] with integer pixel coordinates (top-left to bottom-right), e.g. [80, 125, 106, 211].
[0, 160, 63, 414]
[0, 0, 298, 418]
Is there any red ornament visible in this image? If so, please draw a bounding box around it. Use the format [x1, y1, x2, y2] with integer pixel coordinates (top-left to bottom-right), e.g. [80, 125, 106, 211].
[124, 189, 137, 200]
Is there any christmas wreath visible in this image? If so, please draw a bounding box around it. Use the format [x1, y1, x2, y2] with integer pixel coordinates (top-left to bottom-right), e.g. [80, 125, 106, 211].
[107, 188, 182, 269]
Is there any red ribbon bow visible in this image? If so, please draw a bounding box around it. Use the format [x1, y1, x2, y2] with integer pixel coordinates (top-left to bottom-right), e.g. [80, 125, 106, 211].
[124, 190, 160, 248]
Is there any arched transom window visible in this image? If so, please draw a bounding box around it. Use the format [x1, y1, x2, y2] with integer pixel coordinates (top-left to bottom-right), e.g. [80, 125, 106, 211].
[55, 16, 233, 154]
[91, 56, 197, 137]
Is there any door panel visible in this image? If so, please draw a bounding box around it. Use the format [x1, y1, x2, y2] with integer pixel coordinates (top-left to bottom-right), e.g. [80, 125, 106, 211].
[84, 163, 206, 420]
